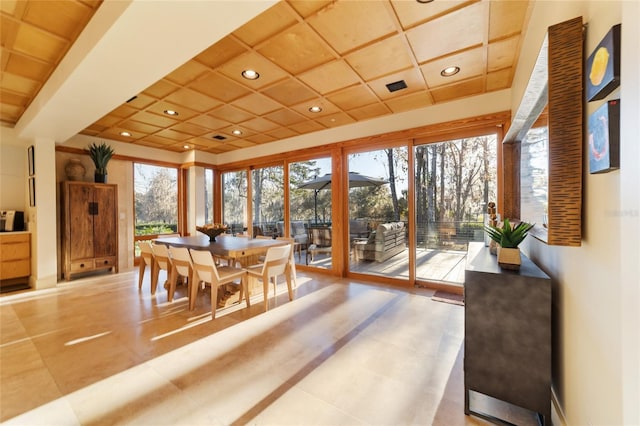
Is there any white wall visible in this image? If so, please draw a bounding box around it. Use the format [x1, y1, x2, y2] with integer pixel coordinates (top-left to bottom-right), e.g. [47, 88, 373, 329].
[514, 2, 639, 425]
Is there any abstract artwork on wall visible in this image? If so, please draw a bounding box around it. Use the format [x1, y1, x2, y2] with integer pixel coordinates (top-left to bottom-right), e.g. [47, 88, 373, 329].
[588, 99, 620, 174]
[586, 24, 621, 102]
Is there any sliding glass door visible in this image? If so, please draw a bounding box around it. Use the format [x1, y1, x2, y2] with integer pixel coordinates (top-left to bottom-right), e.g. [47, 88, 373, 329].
[414, 134, 497, 285]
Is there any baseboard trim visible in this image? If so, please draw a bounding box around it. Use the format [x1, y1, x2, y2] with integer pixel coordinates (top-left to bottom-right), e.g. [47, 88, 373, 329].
[551, 387, 568, 426]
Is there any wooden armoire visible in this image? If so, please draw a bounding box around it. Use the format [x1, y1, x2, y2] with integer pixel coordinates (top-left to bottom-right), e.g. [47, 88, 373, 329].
[61, 181, 118, 280]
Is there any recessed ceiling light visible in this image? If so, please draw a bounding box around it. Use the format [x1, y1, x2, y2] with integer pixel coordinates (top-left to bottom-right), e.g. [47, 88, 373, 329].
[183, 145, 190, 149]
[441, 66, 461, 77]
[120, 131, 131, 137]
[241, 69, 260, 80]
[164, 109, 178, 116]
[416, 0, 434, 3]
[309, 106, 322, 113]
[232, 129, 243, 136]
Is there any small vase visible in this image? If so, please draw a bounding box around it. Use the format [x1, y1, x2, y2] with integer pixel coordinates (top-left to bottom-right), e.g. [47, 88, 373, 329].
[65, 159, 86, 181]
[497, 247, 521, 270]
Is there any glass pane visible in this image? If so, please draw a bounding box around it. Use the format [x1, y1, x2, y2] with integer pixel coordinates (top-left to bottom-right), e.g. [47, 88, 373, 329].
[204, 168, 213, 224]
[348, 148, 409, 279]
[222, 170, 247, 234]
[414, 134, 497, 285]
[252, 165, 284, 237]
[134, 163, 178, 238]
[520, 126, 548, 227]
[289, 157, 331, 268]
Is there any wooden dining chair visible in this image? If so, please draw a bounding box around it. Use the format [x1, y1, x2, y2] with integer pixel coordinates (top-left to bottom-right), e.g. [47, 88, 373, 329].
[167, 246, 194, 308]
[150, 243, 172, 295]
[245, 244, 293, 311]
[189, 249, 250, 319]
[138, 241, 155, 291]
[276, 237, 297, 287]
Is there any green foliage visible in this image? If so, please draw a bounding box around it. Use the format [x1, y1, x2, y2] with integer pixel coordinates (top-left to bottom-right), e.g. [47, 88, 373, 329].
[88, 142, 114, 174]
[135, 223, 177, 236]
[485, 218, 534, 248]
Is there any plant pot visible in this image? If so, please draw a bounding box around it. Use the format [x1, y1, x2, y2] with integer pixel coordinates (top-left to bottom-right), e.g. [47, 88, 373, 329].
[94, 172, 107, 183]
[497, 246, 521, 270]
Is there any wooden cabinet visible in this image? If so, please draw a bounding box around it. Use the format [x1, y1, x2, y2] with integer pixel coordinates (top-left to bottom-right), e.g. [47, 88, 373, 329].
[61, 182, 118, 280]
[0, 232, 31, 281]
[464, 242, 551, 425]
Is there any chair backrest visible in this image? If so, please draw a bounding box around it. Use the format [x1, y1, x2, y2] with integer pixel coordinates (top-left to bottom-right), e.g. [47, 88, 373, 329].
[151, 244, 171, 270]
[139, 241, 154, 264]
[262, 244, 291, 276]
[168, 246, 192, 277]
[189, 249, 220, 284]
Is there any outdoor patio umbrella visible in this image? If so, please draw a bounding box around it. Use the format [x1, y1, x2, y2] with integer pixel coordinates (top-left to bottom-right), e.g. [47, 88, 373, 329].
[298, 172, 388, 224]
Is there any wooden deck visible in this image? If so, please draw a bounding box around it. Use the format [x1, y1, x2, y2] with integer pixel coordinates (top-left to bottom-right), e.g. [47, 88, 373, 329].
[298, 246, 468, 285]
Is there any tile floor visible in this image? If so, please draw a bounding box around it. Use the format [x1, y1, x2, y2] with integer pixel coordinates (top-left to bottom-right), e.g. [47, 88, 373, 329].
[0, 269, 540, 425]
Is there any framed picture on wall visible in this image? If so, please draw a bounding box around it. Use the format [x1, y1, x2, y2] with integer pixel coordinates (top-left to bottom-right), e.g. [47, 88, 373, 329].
[28, 145, 35, 176]
[588, 99, 620, 174]
[586, 24, 621, 102]
[29, 177, 36, 207]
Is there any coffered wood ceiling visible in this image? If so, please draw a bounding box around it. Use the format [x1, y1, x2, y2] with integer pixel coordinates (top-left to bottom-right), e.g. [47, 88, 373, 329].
[1, 0, 532, 154]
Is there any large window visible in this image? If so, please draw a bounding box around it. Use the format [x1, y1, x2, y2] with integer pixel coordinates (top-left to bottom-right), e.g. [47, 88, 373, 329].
[252, 165, 284, 237]
[222, 170, 247, 234]
[204, 168, 213, 225]
[134, 163, 178, 237]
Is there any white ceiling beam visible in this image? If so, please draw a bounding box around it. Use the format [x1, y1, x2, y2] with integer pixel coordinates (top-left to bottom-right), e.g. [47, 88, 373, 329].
[15, 0, 277, 143]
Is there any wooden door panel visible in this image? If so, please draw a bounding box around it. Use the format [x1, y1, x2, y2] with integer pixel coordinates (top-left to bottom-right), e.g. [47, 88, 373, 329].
[69, 184, 94, 260]
[92, 186, 117, 257]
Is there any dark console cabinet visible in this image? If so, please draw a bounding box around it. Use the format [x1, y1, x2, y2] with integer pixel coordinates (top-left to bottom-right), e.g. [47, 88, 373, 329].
[464, 242, 551, 425]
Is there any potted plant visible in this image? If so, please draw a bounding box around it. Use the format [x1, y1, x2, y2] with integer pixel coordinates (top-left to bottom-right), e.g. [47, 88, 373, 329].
[485, 218, 534, 270]
[88, 142, 114, 183]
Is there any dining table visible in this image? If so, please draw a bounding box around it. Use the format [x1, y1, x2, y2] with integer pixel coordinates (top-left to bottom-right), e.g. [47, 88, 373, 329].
[153, 234, 288, 268]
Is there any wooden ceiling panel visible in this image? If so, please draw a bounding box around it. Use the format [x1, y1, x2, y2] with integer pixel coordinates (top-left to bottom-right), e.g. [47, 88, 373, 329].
[258, 22, 335, 74]
[208, 104, 255, 124]
[348, 102, 390, 121]
[108, 104, 138, 119]
[0, 104, 22, 122]
[345, 35, 414, 81]
[119, 120, 162, 135]
[155, 128, 193, 142]
[261, 78, 317, 107]
[194, 36, 248, 69]
[0, 72, 39, 96]
[94, 114, 122, 128]
[241, 116, 280, 133]
[165, 88, 221, 113]
[327, 85, 379, 110]
[391, 0, 472, 30]
[125, 94, 157, 110]
[421, 47, 485, 88]
[13, 23, 67, 63]
[307, 1, 396, 54]
[169, 122, 210, 137]
[165, 60, 211, 86]
[4, 52, 49, 81]
[187, 114, 230, 130]
[430, 77, 485, 103]
[289, 119, 326, 134]
[23, 0, 93, 39]
[130, 111, 179, 128]
[298, 60, 361, 95]
[232, 92, 281, 116]
[287, 0, 332, 18]
[189, 71, 251, 103]
[267, 126, 299, 140]
[489, 0, 531, 41]
[487, 36, 519, 72]
[142, 79, 180, 99]
[486, 68, 512, 91]
[263, 108, 306, 126]
[232, 1, 298, 46]
[315, 111, 356, 128]
[407, 2, 485, 63]
[384, 90, 433, 113]
[141, 134, 177, 146]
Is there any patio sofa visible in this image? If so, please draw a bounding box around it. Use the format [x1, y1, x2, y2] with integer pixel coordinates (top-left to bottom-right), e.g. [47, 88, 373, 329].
[276, 221, 309, 248]
[354, 222, 406, 262]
